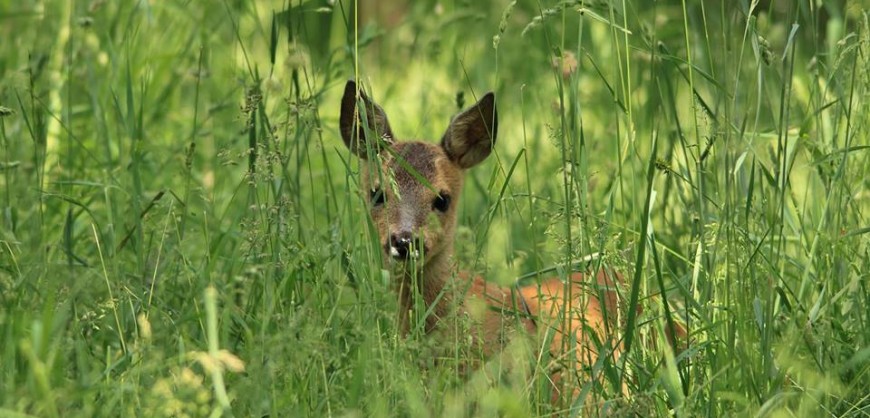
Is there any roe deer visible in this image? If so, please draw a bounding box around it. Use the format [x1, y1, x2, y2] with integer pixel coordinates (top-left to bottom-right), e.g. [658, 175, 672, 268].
[339, 80, 685, 407]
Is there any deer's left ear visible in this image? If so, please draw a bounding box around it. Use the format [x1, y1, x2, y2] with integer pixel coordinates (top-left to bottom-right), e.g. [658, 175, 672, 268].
[441, 92, 497, 169]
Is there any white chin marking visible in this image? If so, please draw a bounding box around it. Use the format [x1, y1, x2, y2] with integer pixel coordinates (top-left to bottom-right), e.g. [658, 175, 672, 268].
[387, 246, 422, 261]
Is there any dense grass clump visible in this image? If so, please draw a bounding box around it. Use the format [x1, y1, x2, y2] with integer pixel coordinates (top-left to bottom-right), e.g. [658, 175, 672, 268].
[0, 1, 868, 417]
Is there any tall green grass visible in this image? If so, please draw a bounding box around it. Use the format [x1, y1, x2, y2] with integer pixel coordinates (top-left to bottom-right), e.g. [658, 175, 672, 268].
[0, 0, 867, 417]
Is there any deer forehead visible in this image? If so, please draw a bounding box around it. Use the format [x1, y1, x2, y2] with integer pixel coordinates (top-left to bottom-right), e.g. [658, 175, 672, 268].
[375, 142, 462, 192]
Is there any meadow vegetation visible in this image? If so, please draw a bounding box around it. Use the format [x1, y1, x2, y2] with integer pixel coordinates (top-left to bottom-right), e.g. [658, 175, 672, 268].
[0, 0, 868, 416]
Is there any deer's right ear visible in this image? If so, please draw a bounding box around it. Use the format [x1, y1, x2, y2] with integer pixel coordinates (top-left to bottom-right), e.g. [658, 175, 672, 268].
[340, 80, 394, 159]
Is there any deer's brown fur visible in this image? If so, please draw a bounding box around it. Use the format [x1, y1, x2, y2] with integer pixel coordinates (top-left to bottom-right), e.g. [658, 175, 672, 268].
[339, 80, 684, 405]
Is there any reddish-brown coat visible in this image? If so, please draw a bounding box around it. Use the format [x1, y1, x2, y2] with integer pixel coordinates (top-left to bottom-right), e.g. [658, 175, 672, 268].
[339, 80, 686, 407]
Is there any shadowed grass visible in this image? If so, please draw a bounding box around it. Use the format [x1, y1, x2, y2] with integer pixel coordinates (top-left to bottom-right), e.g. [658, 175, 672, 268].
[0, 0, 868, 417]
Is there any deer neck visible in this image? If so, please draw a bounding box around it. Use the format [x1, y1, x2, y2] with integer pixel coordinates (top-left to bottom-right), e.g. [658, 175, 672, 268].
[394, 247, 457, 334]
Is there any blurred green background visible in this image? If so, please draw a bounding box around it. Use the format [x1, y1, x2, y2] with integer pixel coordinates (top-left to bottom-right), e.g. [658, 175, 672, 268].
[0, 0, 868, 416]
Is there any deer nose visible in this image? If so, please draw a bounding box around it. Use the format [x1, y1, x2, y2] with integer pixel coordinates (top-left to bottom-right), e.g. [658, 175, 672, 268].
[388, 232, 423, 260]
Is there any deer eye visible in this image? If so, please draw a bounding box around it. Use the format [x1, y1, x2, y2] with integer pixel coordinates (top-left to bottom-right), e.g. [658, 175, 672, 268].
[370, 188, 386, 206]
[432, 192, 451, 212]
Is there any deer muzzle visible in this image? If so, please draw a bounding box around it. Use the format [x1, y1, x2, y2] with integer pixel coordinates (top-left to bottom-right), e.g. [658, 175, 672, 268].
[387, 231, 426, 260]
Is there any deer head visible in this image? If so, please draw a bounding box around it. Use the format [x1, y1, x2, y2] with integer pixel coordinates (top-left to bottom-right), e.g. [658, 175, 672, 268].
[340, 80, 497, 269]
